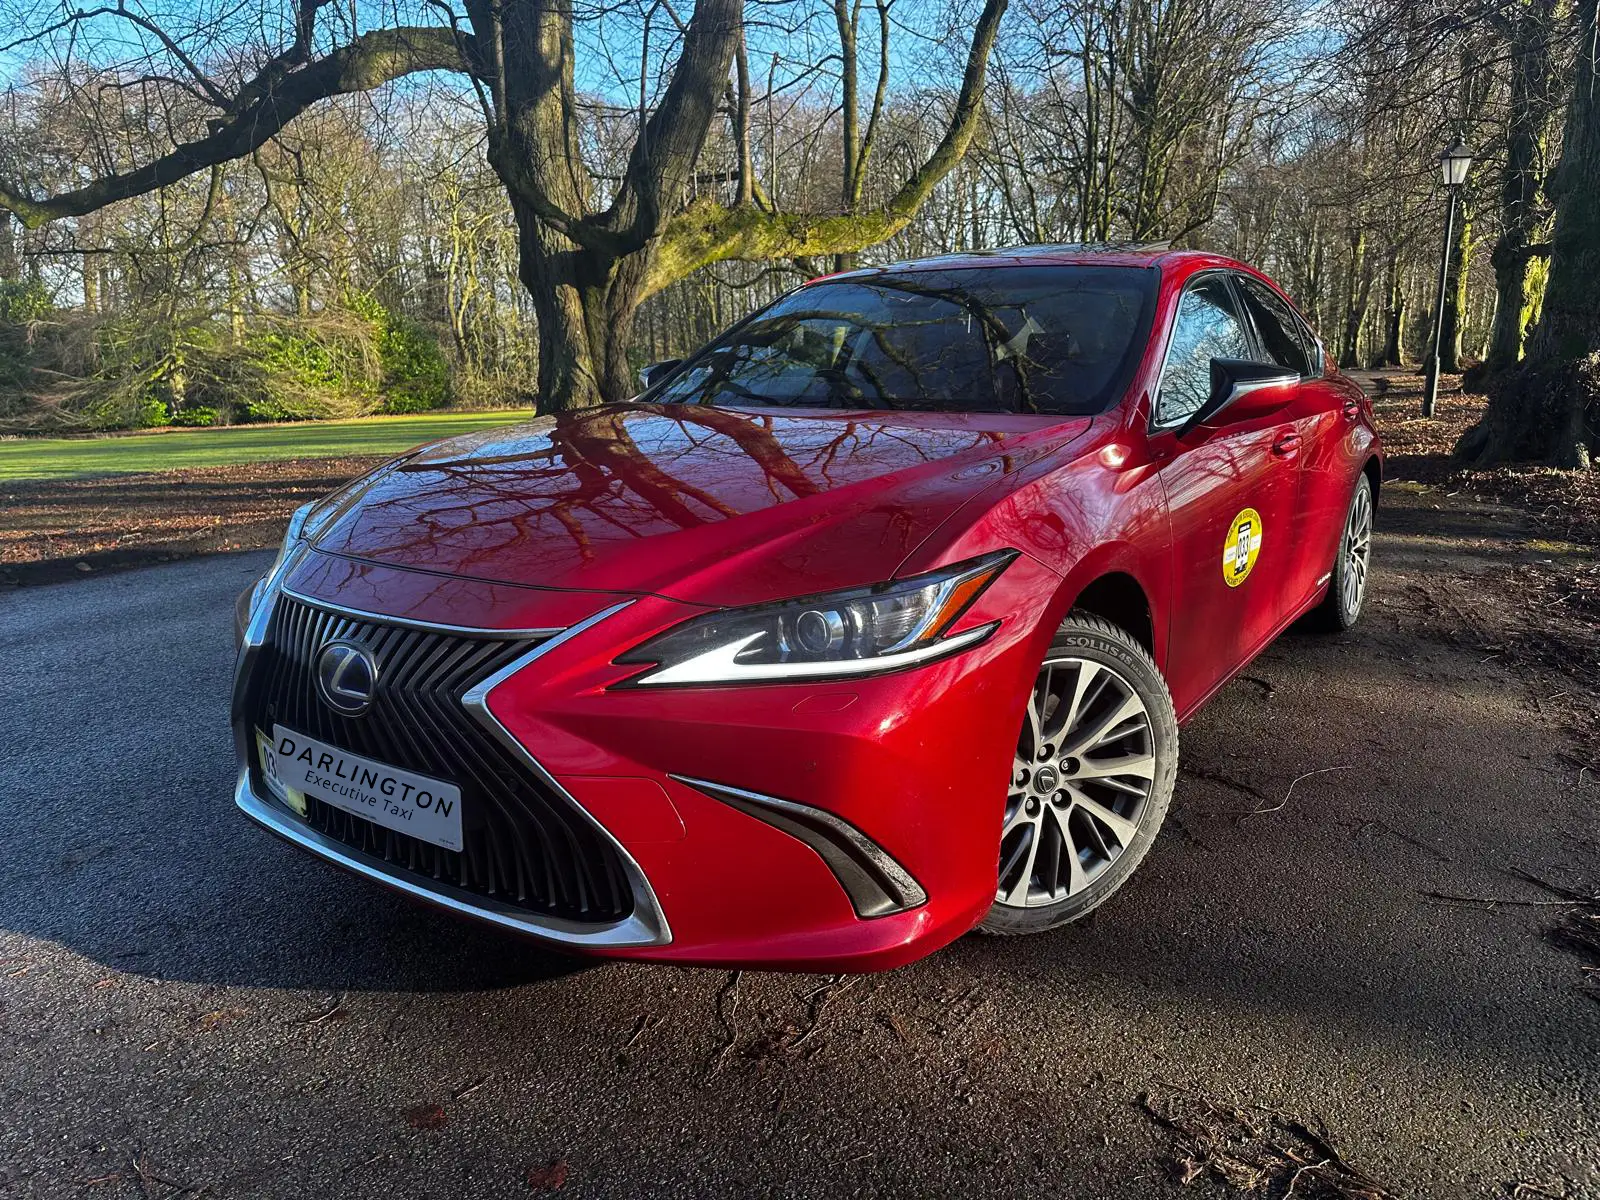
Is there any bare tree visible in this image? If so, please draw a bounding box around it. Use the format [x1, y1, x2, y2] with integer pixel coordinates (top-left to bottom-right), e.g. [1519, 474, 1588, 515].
[1481, 0, 1564, 371]
[0, 0, 1007, 410]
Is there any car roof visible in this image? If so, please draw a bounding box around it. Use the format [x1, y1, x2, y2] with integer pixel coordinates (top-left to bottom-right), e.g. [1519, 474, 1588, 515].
[826, 244, 1245, 277]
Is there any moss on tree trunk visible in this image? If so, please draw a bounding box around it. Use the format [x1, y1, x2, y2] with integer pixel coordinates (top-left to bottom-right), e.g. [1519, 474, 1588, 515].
[1438, 211, 1471, 374]
[1459, 0, 1600, 468]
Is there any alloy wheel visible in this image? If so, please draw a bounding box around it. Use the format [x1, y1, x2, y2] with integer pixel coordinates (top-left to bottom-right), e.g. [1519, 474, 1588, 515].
[996, 657, 1157, 908]
[1342, 482, 1373, 618]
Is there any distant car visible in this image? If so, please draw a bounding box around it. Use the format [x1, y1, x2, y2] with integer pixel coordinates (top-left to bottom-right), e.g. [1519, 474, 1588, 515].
[232, 246, 1380, 970]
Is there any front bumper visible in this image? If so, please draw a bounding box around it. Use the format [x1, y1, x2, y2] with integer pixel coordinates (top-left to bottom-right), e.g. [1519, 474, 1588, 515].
[231, 549, 1058, 970]
[234, 768, 669, 947]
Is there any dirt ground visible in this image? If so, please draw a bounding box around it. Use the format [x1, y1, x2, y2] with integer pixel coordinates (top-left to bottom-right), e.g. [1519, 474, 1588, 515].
[1352, 374, 1600, 760]
[3, 472, 1597, 1199]
[0, 456, 379, 586]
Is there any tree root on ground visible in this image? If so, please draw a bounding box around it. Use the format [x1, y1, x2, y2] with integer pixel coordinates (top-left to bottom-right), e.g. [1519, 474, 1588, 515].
[1456, 354, 1600, 469]
[1136, 1085, 1396, 1198]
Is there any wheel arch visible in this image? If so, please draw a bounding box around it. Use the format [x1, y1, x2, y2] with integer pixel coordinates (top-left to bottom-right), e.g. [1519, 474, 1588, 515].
[1042, 545, 1166, 670]
[1363, 454, 1382, 506]
[1069, 571, 1155, 657]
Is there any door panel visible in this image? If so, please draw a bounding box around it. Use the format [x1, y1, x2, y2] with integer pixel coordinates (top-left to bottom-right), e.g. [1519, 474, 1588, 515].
[1150, 274, 1303, 718]
[1156, 414, 1301, 717]
[1291, 375, 1371, 604]
[1233, 274, 1350, 609]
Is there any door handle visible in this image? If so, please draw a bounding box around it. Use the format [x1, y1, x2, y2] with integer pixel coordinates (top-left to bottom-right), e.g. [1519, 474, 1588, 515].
[1272, 431, 1302, 456]
[1342, 399, 1361, 419]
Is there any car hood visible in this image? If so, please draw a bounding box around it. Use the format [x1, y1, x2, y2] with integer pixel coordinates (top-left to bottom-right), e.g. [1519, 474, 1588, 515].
[309, 404, 1091, 606]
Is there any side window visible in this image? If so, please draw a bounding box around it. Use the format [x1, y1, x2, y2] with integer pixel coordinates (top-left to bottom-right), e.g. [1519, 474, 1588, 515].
[1295, 314, 1325, 375]
[1236, 277, 1312, 376]
[1156, 277, 1253, 426]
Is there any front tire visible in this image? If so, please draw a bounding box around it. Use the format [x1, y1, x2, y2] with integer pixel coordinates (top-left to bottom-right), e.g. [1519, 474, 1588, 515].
[980, 614, 1179, 936]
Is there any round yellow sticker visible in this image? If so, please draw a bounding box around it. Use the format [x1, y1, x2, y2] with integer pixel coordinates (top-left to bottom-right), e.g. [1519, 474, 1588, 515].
[1223, 508, 1263, 587]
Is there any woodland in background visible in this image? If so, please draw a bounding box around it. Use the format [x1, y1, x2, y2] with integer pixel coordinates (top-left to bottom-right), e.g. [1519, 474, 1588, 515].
[0, 0, 1593, 455]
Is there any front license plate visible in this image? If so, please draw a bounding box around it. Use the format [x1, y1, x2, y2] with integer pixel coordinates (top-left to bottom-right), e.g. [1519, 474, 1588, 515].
[256, 729, 307, 817]
[261, 725, 464, 852]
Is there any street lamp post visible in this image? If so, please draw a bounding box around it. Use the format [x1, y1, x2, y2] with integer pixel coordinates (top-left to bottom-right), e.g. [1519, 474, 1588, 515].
[1423, 138, 1474, 417]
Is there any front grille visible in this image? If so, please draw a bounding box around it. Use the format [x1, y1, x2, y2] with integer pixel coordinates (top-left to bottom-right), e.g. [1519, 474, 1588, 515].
[239, 595, 633, 923]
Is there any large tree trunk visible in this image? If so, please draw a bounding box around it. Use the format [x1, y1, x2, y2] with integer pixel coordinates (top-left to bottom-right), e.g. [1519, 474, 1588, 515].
[1459, 0, 1600, 467]
[488, 0, 1003, 410]
[1338, 228, 1371, 369]
[1373, 249, 1407, 367]
[1484, 0, 1560, 372]
[1438, 209, 1471, 372]
[0, 212, 16, 281]
[511, 206, 654, 411]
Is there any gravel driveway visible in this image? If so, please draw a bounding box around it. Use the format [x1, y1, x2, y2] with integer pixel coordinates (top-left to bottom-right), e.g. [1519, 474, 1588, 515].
[1, 486, 1595, 1199]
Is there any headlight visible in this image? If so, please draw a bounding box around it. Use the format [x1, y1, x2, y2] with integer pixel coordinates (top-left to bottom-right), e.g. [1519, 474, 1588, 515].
[615, 552, 1016, 686]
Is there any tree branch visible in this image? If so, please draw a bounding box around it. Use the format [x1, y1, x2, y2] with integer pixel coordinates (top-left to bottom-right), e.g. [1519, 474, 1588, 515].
[881, 0, 1005, 215]
[597, 0, 743, 249]
[732, 14, 754, 207]
[0, 27, 475, 229]
[645, 0, 1007, 294]
[850, 0, 893, 211]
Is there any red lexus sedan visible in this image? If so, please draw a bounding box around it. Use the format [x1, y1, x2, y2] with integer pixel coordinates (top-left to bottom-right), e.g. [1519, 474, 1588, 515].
[232, 246, 1380, 970]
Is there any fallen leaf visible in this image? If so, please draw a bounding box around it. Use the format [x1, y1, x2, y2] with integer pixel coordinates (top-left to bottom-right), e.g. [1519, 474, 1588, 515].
[526, 1159, 569, 1190]
[196, 1007, 250, 1030]
[403, 1103, 447, 1131]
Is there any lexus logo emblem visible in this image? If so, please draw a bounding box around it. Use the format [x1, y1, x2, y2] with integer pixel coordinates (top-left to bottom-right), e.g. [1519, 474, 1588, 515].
[316, 640, 378, 716]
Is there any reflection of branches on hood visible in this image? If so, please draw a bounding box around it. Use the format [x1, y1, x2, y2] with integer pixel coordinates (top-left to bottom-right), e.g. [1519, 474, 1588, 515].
[338, 460, 609, 568]
[326, 405, 1023, 576]
[806, 423, 860, 483]
[553, 412, 743, 528]
[339, 409, 751, 570]
[406, 446, 562, 472]
[671, 406, 822, 499]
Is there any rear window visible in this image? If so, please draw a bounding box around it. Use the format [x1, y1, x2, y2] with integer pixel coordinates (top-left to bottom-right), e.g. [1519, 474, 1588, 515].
[651, 265, 1158, 416]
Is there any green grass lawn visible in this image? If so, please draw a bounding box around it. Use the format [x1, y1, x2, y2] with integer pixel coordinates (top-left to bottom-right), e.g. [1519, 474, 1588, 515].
[0, 410, 531, 482]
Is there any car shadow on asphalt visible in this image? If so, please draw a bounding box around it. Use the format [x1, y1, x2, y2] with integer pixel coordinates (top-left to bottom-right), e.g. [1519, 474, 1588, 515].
[8, 833, 597, 992]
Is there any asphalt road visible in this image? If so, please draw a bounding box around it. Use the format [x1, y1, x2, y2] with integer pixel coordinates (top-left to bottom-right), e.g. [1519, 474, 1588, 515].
[2, 489, 1597, 1199]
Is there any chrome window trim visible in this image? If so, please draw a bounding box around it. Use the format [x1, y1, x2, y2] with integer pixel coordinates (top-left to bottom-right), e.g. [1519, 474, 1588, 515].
[1233, 273, 1320, 382]
[232, 589, 673, 949]
[1149, 268, 1324, 433]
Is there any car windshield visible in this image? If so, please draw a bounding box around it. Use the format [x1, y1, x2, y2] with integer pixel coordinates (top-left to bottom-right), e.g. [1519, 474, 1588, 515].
[650, 264, 1157, 415]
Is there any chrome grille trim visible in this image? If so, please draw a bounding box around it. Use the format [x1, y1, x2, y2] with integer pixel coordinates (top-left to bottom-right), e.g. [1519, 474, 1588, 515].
[280, 584, 564, 638]
[235, 769, 669, 947]
[231, 583, 670, 947]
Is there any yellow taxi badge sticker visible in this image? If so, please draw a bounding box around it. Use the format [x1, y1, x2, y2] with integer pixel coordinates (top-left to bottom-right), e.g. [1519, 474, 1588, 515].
[1223, 508, 1263, 588]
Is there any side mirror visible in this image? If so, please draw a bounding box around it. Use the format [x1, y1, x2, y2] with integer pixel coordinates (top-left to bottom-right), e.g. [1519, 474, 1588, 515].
[638, 358, 682, 391]
[1177, 358, 1299, 437]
